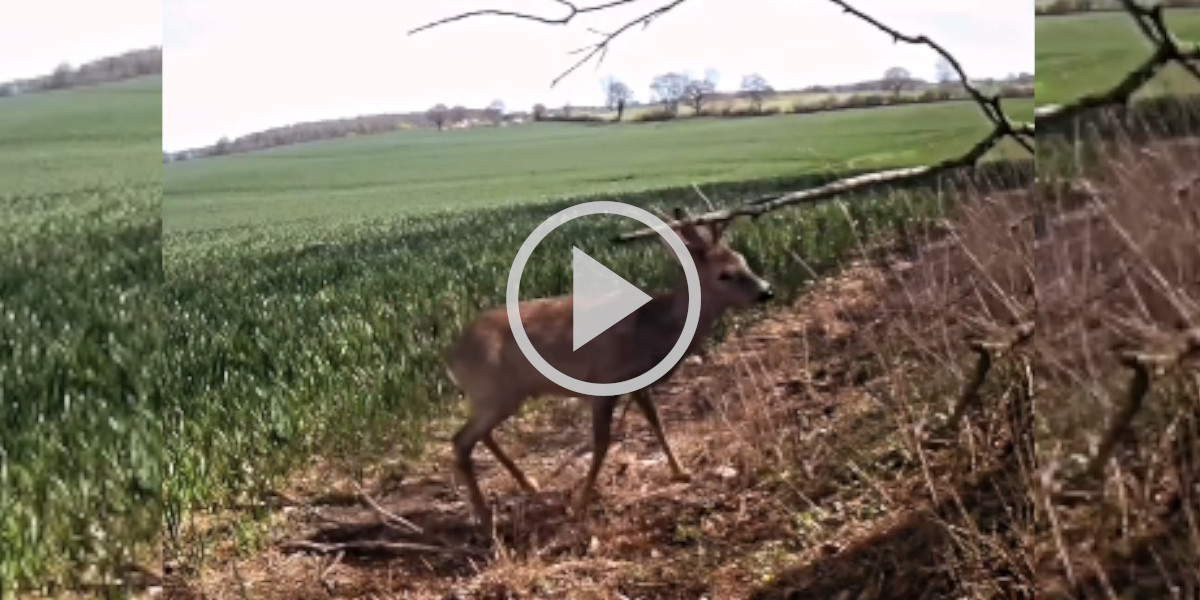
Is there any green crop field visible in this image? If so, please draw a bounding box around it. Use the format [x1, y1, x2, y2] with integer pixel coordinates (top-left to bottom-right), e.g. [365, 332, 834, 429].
[0, 76, 162, 194]
[1035, 9, 1200, 105]
[0, 76, 161, 592]
[163, 98, 1034, 254]
[161, 92, 1034, 575]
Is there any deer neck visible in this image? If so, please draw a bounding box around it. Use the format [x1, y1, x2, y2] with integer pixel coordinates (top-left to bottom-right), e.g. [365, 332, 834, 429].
[638, 285, 723, 355]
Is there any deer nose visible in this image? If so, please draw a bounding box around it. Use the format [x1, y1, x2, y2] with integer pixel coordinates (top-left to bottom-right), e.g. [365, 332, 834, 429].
[757, 287, 774, 302]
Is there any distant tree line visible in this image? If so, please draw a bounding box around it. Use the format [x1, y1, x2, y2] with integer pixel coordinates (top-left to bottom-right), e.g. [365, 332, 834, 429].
[536, 67, 1033, 123]
[165, 103, 532, 162]
[626, 83, 1033, 123]
[0, 47, 162, 97]
[424, 100, 509, 131]
[167, 66, 1033, 162]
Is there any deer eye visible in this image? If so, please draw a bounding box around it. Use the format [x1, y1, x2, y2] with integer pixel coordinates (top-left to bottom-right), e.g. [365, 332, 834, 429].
[718, 271, 734, 281]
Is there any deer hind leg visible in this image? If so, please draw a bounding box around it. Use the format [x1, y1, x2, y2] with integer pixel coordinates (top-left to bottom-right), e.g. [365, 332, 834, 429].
[482, 432, 539, 493]
[631, 388, 690, 481]
[573, 396, 619, 518]
[451, 393, 523, 533]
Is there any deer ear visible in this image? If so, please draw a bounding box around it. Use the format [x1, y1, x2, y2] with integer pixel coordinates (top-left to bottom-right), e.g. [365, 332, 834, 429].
[670, 207, 712, 250]
[676, 221, 713, 251]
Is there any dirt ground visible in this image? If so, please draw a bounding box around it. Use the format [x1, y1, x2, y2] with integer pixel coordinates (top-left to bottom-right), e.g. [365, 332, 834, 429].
[165, 257, 1029, 600]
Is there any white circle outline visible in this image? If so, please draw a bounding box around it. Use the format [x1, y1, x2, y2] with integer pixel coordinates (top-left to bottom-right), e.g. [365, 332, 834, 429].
[506, 200, 700, 397]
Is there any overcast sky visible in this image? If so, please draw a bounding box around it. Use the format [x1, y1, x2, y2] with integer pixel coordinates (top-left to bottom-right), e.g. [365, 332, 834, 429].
[163, 0, 1034, 152]
[0, 0, 161, 81]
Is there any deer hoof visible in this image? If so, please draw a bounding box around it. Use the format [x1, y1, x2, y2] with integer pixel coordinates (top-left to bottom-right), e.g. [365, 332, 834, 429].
[470, 509, 495, 536]
[520, 477, 541, 494]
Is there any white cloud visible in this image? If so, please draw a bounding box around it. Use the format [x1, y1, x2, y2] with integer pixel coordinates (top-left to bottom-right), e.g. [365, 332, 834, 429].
[163, 0, 1033, 151]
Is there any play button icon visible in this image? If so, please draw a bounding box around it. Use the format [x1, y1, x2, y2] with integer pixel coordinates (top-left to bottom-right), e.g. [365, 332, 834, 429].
[507, 201, 701, 398]
[570, 247, 652, 351]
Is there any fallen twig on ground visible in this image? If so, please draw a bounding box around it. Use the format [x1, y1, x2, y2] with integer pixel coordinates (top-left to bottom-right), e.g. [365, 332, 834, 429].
[353, 482, 425, 535]
[279, 539, 486, 557]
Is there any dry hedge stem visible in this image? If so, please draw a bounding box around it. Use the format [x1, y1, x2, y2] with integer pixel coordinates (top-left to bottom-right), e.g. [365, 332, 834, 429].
[1030, 125, 1200, 599]
[853, 102, 1199, 597]
[1034, 126, 1200, 465]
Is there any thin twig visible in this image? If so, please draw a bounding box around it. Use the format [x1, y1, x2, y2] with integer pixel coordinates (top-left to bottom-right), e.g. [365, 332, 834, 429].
[352, 482, 425, 534]
[410, 0, 645, 34]
[279, 539, 484, 556]
[320, 550, 344, 583]
[691, 183, 716, 211]
[409, 0, 688, 87]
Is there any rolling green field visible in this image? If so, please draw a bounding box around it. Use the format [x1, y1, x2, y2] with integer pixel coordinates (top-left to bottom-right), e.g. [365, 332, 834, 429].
[0, 76, 162, 194]
[1035, 9, 1200, 105]
[163, 98, 1034, 253]
[0, 77, 161, 592]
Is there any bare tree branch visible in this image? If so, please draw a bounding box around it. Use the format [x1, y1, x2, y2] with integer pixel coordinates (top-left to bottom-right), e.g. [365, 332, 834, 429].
[620, 0, 1200, 241]
[1035, 0, 1200, 129]
[409, 0, 643, 33]
[409, 0, 688, 87]
[826, 0, 1031, 147]
[413, 0, 1039, 240]
[616, 131, 1018, 240]
[615, 0, 1034, 241]
[410, 1, 1196, 243]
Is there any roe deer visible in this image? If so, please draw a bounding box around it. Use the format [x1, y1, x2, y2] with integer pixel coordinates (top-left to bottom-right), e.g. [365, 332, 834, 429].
[444, 213, 773, 533]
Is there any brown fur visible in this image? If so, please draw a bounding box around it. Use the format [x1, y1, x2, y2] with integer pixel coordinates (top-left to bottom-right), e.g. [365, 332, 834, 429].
[444, 219, 773, 533]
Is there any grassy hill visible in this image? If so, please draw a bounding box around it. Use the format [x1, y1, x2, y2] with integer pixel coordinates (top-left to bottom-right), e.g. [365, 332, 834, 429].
[0, 75, 161, 193]
[0, 75, 161, 594]
[1035, 9, 1200, 104]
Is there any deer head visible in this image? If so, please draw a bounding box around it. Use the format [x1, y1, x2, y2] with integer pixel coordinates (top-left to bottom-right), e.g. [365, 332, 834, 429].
[663, 210, 774, 313]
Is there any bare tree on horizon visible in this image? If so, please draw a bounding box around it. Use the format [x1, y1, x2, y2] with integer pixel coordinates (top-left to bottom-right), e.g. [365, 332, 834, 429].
[740, 73, 774, 113]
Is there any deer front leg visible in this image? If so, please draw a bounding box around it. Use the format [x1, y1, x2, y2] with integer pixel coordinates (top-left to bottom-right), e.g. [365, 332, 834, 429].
[482, 432, 540, 494]
[573, 396, 618, 518]
[631, 388, 690, 482]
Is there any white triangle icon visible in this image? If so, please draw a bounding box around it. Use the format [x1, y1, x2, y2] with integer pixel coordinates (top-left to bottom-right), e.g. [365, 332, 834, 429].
[571, 246, 652, 351]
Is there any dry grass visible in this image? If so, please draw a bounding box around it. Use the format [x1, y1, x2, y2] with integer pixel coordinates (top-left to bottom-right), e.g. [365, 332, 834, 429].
[876, 111, 1200, 598]
[167, 114, 1198, 599]
[1031, 127, 1200, 598]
